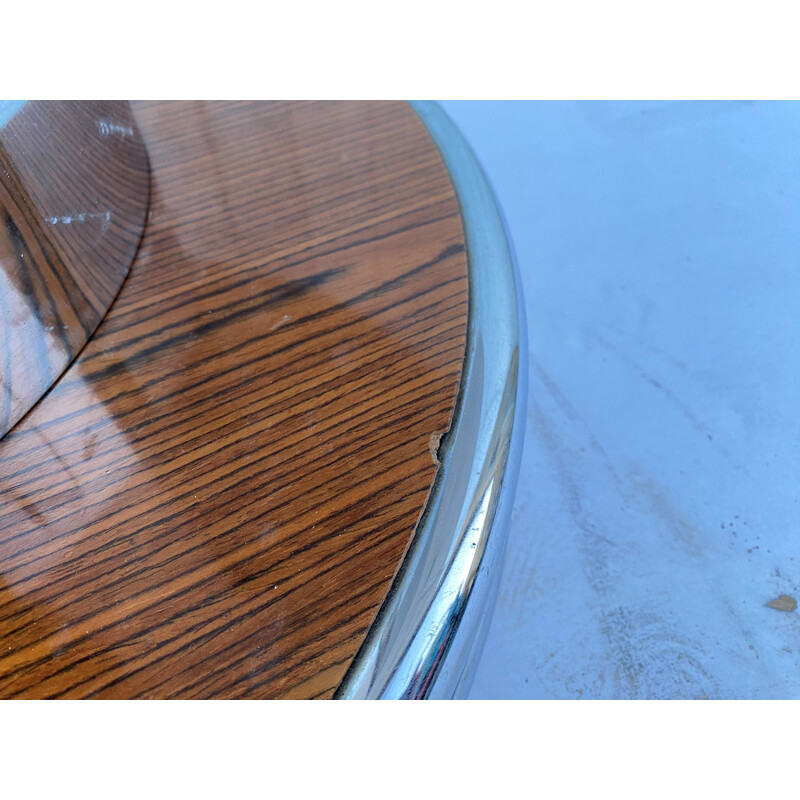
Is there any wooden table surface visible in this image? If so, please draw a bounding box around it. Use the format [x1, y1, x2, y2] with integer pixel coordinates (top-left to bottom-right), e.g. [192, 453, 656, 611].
[0, 101, 149, 438]
[0, 101, 468, 698]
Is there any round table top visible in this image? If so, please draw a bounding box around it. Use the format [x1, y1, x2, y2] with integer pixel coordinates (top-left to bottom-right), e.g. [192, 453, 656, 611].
[0, 102, 469, 698]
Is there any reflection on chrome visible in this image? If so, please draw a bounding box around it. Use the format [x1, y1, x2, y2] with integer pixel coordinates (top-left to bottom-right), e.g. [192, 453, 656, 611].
[336, 101, 528, 699]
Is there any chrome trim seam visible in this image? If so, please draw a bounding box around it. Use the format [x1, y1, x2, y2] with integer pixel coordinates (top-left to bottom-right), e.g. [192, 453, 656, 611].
[336, 101, 528, 699]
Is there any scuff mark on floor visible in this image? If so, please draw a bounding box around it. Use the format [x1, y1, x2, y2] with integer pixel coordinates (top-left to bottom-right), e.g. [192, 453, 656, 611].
[766, 595, 797, 613]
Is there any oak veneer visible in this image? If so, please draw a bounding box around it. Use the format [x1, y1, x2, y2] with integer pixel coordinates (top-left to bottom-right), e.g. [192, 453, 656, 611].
[0, 101, 468, 698]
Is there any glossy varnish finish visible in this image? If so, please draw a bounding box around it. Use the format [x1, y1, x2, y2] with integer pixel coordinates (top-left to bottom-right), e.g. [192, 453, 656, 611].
[0, 102, 468, 698]
[0, 101, 149, 438]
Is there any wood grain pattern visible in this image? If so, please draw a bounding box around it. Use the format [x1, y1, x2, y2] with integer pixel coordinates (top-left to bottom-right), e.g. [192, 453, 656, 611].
[0, 101, 149, 438]
[0, 101, 468, 698]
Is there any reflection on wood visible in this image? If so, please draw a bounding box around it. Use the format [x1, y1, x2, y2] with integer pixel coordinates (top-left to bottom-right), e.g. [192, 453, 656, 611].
[0, 102, 468, 698]
[0, 101, 149, 438]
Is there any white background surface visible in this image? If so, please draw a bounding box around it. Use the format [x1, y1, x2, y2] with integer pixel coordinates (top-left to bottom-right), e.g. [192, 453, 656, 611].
[441, 101, 800, 699]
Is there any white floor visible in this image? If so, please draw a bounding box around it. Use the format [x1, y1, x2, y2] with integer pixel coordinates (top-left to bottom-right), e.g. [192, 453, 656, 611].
[440, 101, 800, 699]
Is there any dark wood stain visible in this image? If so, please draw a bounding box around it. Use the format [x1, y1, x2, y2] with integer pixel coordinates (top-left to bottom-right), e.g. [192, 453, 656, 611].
[0, 101, 468, 698]
[0, 101, 150, 438]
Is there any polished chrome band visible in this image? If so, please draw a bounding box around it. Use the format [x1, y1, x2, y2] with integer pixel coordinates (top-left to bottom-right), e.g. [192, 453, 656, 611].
[336, 101, 528, 699]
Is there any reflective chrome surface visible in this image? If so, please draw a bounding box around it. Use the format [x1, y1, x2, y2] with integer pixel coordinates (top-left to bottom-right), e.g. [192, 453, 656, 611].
[336, 101, 528, 699]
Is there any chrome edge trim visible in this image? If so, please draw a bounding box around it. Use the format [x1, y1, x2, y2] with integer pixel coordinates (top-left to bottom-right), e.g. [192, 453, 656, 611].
[336, 101, 528, 699]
